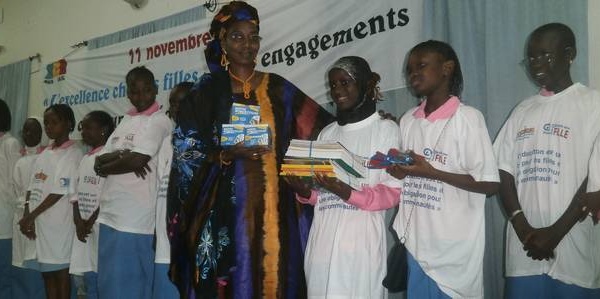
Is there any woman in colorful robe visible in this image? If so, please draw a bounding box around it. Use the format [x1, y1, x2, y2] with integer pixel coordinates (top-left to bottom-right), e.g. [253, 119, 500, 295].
[167, 2, 333, 298]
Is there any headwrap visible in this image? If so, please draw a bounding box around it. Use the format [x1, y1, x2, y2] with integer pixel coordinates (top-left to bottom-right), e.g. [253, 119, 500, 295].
[205, 1, 260, 73]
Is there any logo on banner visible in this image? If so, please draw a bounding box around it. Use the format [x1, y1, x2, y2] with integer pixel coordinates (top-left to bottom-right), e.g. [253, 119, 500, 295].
[44, 59, 68, 84]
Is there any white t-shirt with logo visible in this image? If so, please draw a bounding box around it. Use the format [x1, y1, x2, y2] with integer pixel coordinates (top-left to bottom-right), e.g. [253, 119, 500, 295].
[0, 132, 21, 239]
[70, 148, 105, 274]
[12, 151, 39, 267]
[494, 83, 600, 288]
[394, 104, 499, 298]
[28, 141, 83, 264]
[304, 113, 402, 298]
[98, 110, 172, 234]
[155, 136, 172, 264]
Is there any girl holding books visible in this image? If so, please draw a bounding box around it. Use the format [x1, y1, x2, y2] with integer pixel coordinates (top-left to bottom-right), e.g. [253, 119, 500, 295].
[287, 56, 402, 298]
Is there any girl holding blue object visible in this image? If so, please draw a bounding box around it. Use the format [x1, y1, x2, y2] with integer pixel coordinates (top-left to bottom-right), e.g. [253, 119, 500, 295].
[19, 104, 83, 299]
[287, 56, 402, 298]
[387, 40, 499, 298]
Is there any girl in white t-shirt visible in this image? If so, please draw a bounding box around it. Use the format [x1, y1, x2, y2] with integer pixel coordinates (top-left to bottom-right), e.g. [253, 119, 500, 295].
[11, 117, 47, 299]
[19, 104, 83, 299]
[287, 56, 402, 298]
[387, 40, 499, 298]
[69, 111, 115, 299]
[94, 66, 172, 299]
[0, 99, 22, 298]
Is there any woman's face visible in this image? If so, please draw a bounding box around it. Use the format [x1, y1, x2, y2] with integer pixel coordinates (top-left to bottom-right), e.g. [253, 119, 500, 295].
[221, 20, 261, 68]
[328, 69, 361, 112]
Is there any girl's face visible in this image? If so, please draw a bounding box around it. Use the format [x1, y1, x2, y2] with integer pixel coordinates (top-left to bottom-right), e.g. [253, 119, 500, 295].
[328, 69, 361, 112]
[221, 21, 261, 68]
[525, 32, 572, 90]
[79, 115, 105, 148]
[22, 119, 42, 147]
[43, 109, 70, 140]
[406, 50, 451, 97]
[168, 86, 187, 121]
[127, 76, 157, 112]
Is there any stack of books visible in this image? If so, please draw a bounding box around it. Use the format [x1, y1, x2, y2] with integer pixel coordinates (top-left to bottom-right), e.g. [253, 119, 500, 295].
[280, 139, 369, 189]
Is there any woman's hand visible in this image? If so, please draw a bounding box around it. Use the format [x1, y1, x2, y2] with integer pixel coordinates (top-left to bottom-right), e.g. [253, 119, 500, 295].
[284, 176, 312, 198]
[221, 143, 270, 161]
[314, 173, 352, 201]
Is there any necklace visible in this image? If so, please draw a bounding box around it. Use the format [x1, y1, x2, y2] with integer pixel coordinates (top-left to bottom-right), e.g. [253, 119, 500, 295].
[229, 70, 255, 99]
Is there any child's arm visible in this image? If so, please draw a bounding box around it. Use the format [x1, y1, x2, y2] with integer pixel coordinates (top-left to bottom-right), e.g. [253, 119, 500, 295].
[72, 202, 89, 242]
[521, 178, 588, 260]
[313, 174, 401, 210]
[19, 193, 63, 240]
[393, 152, 499, 195]
[19, 191, 35, 239]
[94, 150, 152, 178]
[346, 184, 401, 211]
[86, 207, 100, 228]
[499, 170, 534, 244]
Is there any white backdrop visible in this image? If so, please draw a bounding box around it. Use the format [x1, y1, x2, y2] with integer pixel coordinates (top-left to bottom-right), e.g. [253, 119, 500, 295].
[42, 0, 422, 125]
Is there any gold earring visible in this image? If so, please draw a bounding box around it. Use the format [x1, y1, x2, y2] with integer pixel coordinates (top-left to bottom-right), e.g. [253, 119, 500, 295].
[221, 52, 229, 70]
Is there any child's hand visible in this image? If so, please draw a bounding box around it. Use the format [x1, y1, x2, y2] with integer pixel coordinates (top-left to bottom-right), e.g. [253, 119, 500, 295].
[387, 165, 407, 180]
[18, 215, 36, 240]
[223, 143, 270, 161]
[74, 218, 89, 242]
[314, 173, 352, 201]
[133, 164, 152, 179]
[283, 176, 312, 198]
[392, 151, 437, 179]
[523, 226, 561, 261]
[579, 191, 600, 224]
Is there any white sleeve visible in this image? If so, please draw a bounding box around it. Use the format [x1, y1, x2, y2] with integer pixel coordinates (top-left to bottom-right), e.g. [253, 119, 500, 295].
[131, 114, 172, 157]
[458, 109, 499, 182]
[493, 110, 518, 176]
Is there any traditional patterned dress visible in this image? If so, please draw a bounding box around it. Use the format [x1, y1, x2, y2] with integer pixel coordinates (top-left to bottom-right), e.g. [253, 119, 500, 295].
[168, 70, 333, 299]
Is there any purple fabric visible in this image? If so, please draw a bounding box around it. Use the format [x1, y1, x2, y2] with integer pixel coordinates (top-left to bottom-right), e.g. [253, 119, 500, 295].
[233, 162, 252, 299]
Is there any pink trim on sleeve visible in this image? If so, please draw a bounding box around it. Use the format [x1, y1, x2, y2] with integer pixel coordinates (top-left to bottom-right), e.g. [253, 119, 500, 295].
[346, 184, 401, 211]
[295, 189, 318, 206]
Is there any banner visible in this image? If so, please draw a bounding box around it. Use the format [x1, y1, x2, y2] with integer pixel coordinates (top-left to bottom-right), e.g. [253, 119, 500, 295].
[42, 0, 422, 126]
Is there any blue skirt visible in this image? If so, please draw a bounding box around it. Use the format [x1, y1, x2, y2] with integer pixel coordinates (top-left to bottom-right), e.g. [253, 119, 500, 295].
[97, 224, 154, 299]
